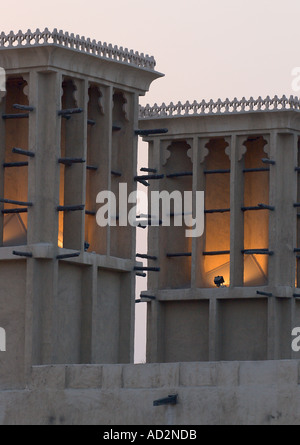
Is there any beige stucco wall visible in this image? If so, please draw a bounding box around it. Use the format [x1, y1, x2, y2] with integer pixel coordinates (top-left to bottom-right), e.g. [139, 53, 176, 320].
[0, 360, 300, 425]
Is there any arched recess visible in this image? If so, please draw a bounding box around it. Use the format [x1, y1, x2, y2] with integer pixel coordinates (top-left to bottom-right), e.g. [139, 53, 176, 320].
[202, 137, 231, 288]
[3, 77, 29, 247]
[242, 135, 270, 286]
[157, 139, 193, 289]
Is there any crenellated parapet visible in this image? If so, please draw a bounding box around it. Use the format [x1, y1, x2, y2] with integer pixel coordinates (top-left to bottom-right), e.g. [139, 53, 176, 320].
[0, 28, 156, 70]
[139, 95, 300, 118]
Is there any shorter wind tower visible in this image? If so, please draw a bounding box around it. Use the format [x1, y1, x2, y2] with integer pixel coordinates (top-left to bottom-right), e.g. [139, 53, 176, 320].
[139, 96, 300, 363]
[0, 28, 162, 389]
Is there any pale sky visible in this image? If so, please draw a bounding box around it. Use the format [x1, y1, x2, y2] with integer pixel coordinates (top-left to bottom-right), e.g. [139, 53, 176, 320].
[1, 0, 300, 362]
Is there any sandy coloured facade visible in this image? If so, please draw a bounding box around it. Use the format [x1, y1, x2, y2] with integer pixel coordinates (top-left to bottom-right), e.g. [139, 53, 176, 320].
[0, 28, 300, 425]
[139, 97, 300, 363]
[0, 28, 162, 390]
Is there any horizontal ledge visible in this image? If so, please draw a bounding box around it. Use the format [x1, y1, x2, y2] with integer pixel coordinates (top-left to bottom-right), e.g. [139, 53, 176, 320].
[58, 108, 83, 116]
[2, 113, 29, 119]
[134, 174, 164, 180]
[85, 210, 96, 216]
[166, 172, 193, 178]
[86, 165, 98, 171]
[2, 208, 28, 214]
[135, 128, 168, 136]
[241, 205, 274, 211]
[12, 147, 35, 157]
[56, 252, 81, 260]
[256, 290, 273, 297]
[140, 294, 156, 300]
[134, 266, 160, 272]
[153, 395, 178, 406]
[136, 179, 150, 186]
[13, 104, 35, 112]
[205, 208, 230, 214]
[243, 167, 270, 173]
[87, 119, 96, 126]
[140, 167, 157, 173]
[0, 198, 32, 206]
[57, 205, 85, 211]
[12, 250, 32, 258]
[111, 170, 122, 177]
[3, 162, 28, 168]
[203, 169, 230, 174]
[203, 250, 230, 256]
[261, 158, 275, 165]
[167, 252, 192, 258]
[58, 158, 86, 165]
[242, 249, 274, 255]
[136, 253, 158, 260]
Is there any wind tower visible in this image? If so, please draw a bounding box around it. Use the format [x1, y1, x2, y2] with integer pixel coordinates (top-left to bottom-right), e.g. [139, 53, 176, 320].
[139, 96, 300, 363]
[0, 28, 162, 389]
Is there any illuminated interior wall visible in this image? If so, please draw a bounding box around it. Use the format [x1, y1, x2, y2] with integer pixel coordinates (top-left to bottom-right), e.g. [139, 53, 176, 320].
[59, 78, 85, 250]
[85, 85, 108, 254]
[158, 140, 192, 289]
[243, 136, 269, 286]
[3, 77, 29, 247]
[110, 90, 134, 259]
[203, 138, 230, 288]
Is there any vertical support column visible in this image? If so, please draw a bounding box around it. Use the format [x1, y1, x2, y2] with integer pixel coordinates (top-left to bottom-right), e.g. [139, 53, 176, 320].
[25, 70, 62, 370]
[268, 131, 297, 286]
[0, 90, 6, 245]
[27, 70, 62, 244]
[191, 136, 199, 289]
[209, 297, 218, 361]
[230, 134, 244, 287]
[106, 86, 113, 255]
[268, 131, 297, 359]
[146, 137, 163, 363]
[146, 300, 164, 363]
[119, 272, 135, 363]
[147, 137, 161, 291]
[194, 138, 207, 288]
[90, 261, 98, 363]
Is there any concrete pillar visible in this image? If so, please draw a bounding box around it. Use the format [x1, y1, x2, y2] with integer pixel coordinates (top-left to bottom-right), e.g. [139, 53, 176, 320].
[0, 91, 5, 245]
[193, 137, 206, 288]
[229, 135, 244, 286]
[146, 136, 162, 363]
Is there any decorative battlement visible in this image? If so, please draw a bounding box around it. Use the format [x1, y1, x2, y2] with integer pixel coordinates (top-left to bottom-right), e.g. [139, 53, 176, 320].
[0, 28, 156, 70]
[139, 95, 300, 118]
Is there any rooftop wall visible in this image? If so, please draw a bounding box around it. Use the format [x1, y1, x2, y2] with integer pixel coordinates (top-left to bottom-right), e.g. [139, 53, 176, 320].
[1, 360, 300, 424]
